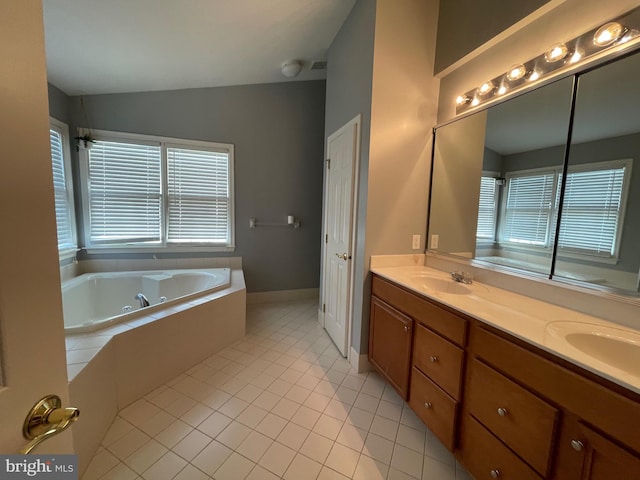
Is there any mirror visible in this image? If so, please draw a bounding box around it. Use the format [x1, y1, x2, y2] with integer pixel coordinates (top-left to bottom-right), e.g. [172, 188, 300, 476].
[429, 77, 574, 276]
[429, 49, 640, 297]
[555, 53, 640, 294]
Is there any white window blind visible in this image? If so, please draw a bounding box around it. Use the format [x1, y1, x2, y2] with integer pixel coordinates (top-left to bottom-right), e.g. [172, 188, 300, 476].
[87, 140, 162, 244]
[502, 172, 556, 246]
[50, 126, 76, 252]
[557, 166, 626, 256]
[167, 147, 230, 243]
[476, 176, 498, 240]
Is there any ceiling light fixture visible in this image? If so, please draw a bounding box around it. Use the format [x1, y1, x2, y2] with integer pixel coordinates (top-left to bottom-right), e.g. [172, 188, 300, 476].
[281, 60, 302, 78]
[454, 7, 640, 115]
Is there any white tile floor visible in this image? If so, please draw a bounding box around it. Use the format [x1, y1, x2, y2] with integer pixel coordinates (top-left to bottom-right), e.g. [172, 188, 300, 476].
[81, 299, 473, 480]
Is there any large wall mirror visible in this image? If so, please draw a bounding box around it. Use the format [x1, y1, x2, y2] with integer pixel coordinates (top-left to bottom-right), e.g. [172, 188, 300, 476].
[429, 49, 640, 297]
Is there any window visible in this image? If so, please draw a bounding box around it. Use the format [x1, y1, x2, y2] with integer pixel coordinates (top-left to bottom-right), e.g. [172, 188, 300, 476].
[557, 161, 630, 257]
[499, 160, 631, 259]
[80, 130, 234, 251]
[476, 174, 499, 241]
[49, 118, 77, 257]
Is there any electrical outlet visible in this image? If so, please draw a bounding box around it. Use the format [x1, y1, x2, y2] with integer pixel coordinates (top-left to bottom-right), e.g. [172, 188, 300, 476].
[412, 235, 421, 249]
[430, 234, 439, 249]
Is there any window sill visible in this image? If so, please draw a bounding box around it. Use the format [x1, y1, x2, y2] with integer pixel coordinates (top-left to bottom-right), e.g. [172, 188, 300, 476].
[84, 245, 236, 255]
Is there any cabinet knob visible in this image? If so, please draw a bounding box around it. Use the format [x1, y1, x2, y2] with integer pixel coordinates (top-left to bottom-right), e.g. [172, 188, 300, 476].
[570, 439, 584, 452]
[403, 324, 410, 332]
[424, 402, 432, 409]
[429, 355, 438, 363]
[490, 469, 500, 478]
[497, 407, 508, 417]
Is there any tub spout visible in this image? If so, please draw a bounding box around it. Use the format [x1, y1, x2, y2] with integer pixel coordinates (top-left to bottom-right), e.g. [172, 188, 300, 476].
[135, 293, 150, 308]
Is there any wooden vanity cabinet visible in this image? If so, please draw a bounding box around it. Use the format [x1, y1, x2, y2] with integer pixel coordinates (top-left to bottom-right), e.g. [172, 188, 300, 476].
[370, 274, 468, 450]
[463, 323, 640, 480]
[368, 296, 413, 399]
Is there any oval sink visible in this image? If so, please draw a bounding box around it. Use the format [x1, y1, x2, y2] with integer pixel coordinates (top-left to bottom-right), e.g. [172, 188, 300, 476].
[419, 278, 471, 295]
[564, 333, 640, 376]
[546, 321, 640, 377]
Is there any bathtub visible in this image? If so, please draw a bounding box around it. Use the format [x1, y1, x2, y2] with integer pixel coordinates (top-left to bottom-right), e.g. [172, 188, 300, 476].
[62, 268, 231, 333]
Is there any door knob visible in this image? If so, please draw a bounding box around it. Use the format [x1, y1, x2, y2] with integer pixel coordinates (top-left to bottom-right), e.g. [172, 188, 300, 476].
[335, 252, 350, 260]
[20, 395, 80, 454]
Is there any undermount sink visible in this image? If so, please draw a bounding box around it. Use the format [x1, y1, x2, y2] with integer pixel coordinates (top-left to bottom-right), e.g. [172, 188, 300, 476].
[546, 321, 640, 377]
[410, 276, 471, 295]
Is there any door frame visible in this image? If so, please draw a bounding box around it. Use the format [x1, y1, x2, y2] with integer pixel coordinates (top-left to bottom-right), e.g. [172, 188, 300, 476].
[320, 114, 362, 362]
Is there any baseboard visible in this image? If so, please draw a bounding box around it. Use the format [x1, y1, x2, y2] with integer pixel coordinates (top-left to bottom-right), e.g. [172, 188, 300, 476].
[247, 288, 319, 304]
[349, 347, 372, 373]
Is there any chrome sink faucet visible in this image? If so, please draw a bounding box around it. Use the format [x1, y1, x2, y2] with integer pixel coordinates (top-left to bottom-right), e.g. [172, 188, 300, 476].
[450, 271, 473, 284]
[135, 293, 150, 308]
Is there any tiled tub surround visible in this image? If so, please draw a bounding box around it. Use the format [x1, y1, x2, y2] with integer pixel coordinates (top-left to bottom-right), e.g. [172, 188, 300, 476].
[82, 299, 473, 480]
[67, 269, 246, 477]
[369, 264, 640, 394]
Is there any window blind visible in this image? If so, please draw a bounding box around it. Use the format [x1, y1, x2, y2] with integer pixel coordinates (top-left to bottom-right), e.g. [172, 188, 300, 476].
[167, 147, 230, 243]
[50, 128, 75, 251]
[503, 172, 556, 245]
[88, 140, 162, 244]
[557, 166, 626, 256]
[476, 176, 498, 240]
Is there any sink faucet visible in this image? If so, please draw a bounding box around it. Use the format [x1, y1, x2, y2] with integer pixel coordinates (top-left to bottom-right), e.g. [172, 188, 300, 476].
[135, 293, 150, 308]
[450, 271, 473, 284]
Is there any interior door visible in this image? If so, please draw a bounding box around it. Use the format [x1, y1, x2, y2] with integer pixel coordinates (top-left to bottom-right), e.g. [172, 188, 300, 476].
[0, 0, 73, 454]
[322, 117, 359, 356]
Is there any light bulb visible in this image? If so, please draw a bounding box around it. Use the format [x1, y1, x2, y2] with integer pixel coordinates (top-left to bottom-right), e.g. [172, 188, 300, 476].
[497, 85, 508, 95]
[528, 70, 541, 82]
[506, 64, 526, 81]
[471, 98, 480, 106]
[455, 95, 469, 106]
[478, 81, 494, 96]
[568, 49, 584, 64]
[593, 22, 624, 46]
[544, 43, 569, 62]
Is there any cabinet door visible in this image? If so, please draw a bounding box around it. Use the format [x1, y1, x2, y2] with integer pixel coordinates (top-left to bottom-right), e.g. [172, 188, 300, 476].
[369, 297, 413, 399]
[575, 423, 640, 479]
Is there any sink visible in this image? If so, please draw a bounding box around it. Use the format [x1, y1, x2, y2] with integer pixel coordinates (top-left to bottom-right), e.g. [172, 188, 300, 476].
[546, 321, 640, 377]
[412, 276, 471, 295]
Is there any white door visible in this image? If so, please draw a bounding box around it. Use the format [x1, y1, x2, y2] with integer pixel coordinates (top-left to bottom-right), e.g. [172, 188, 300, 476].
[322, 117, 360, 357]
[0, 0, 73, 454]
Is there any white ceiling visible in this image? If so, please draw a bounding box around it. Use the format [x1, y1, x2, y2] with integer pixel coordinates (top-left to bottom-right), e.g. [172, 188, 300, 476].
[43, 0, 356, 96]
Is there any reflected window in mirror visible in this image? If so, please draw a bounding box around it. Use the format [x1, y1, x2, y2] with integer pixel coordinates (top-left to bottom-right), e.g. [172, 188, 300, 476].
[555, 52, 640, 295]
[474, 77, 575, 276]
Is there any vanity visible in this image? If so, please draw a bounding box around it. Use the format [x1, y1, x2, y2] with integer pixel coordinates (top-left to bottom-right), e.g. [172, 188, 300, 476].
[368, 266, 640, 479]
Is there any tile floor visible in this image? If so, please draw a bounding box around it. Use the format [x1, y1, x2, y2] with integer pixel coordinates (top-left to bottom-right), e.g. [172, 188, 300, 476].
[81, 299, 473, 480]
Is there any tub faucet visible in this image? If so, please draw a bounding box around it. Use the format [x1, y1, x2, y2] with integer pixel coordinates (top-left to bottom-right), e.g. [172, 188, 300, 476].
[135, 293, 150, 308]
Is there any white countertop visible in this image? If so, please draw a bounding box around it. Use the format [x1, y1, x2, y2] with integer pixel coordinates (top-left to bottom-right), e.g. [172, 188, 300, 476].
[371, 265, 640, 395]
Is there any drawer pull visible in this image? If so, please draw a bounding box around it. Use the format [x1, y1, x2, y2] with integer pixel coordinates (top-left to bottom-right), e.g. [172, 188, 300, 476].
[424, 402, 432, 409]
[497, 407, 508, 417]
[570, 439, 584, 452]
[429, 355, 438, 363]
[490, 469, 500, 478]
[403, 324, 410, 332]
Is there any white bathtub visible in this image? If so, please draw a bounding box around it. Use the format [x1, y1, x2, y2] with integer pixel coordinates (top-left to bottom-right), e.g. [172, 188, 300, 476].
[62, 268, 231, 333]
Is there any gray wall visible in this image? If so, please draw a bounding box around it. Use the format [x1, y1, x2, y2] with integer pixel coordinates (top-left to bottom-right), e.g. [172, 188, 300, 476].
[48, 83, 70, 124]
[54, 80, 326, 293]
[434, 0, 550, 74]
[323, 0, 376, 352]
[502, 133, 640, 273]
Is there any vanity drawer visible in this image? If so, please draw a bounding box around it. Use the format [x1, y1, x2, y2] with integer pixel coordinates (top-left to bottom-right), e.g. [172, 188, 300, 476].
[467, 358, 559, 476]
[408, 366, 458, 451]
[372, 275, 467, 346]
[413, 323, 464, 400]
[460, 415, 542, 480]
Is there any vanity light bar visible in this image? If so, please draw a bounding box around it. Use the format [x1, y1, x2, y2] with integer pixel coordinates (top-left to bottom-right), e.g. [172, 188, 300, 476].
[455, 8, 640, 115]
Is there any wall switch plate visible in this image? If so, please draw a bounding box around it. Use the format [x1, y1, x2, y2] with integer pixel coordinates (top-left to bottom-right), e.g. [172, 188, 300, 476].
[430, 234, 439, 249]
[412, 235, 421, 249]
